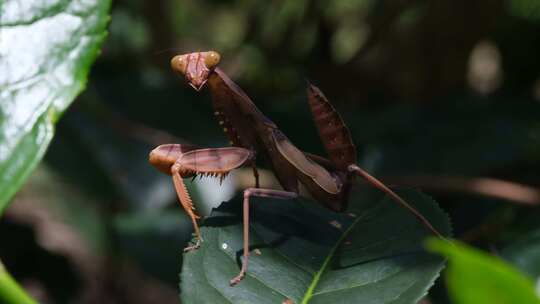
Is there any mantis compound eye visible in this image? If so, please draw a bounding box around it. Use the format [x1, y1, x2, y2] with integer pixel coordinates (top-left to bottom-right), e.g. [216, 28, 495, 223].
[171, 55, 188, 75]
[204, 51, 221, 69]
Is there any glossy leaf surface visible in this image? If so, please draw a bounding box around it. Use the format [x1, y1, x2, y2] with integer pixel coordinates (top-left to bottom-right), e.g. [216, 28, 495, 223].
[0, 0, 111, 213]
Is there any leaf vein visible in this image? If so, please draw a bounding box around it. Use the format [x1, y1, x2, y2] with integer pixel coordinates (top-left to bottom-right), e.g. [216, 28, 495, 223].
[300, 215, 364, 304]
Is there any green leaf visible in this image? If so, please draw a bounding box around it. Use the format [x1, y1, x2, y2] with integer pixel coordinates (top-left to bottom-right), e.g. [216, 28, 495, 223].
[0, 261, 37, 304]
[502, 228, 540, 278]
[427, 239, 540, 304]
[507, 0, 540, 23]
[0, 0, 111, 213]
[180, 188, 451, 303]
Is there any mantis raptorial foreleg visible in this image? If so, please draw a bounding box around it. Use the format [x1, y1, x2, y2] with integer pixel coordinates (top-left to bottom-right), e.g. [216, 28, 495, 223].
[171, 166, 203, 251]
[149, 144, 255, 252]
[230, 188, 298, 286]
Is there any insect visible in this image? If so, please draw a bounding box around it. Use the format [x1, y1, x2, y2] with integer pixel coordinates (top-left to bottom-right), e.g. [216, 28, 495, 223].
[150, 51, 443, 286]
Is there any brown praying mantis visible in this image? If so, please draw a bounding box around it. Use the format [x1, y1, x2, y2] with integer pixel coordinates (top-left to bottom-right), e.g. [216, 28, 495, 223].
[149, 51, 443, 286]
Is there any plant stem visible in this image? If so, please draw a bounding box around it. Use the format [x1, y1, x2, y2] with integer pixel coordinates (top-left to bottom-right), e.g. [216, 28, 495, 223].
[0, 260, 37, 304]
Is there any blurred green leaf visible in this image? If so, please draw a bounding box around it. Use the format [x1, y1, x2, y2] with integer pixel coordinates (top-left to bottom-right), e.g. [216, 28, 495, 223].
[427, 239, 540, 304]
[0, 0, 111, 213]
[331, 19, 367, 63]
[508, 0, 540, 23]
[114, 210, 193, 284]
[502, 228, 540, 278]
[0, 261, 37, 304]
[346, 100, 540, 176]
[14, 164, 108, 253]
[108, 9, 150, 54]
[181, 188, 451, 303]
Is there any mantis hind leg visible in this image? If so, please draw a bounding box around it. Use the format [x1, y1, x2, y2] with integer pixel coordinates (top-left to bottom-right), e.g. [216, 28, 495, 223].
[230, 188, 298, 286]
[348, 164, 444, 238]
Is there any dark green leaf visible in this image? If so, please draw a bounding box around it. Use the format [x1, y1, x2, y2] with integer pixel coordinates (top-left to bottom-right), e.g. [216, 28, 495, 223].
[181, 188, 451, 303]
[502, 228, 540, 278]
[507, 0, 540, 23]
[0, 0, 111, 213]
[427, 238, 540, 304]
[343, 101, 540, 177]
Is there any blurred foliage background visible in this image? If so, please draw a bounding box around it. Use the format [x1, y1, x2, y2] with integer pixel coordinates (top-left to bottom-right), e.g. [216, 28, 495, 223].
[2, 0, 540, 303]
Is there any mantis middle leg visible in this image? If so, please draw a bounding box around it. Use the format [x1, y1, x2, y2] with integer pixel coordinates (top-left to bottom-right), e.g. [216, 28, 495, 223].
[230, 188, 298, 286]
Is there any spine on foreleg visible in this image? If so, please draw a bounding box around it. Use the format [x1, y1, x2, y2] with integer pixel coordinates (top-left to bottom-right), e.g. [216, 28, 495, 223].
[307, 84, 357, 171]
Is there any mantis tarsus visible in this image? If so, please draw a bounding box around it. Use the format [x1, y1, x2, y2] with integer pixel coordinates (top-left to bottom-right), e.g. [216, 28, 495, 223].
[149, 51, 443, 286]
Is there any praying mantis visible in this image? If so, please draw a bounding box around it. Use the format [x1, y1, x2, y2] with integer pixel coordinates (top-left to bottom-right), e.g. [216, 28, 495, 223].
[149, 51, 443, 286]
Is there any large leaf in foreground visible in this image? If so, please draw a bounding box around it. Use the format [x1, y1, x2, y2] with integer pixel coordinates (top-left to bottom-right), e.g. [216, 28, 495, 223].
[0, 0, 111, 213]
[181, 188, 451, 303]
[428, 239, 540, 304]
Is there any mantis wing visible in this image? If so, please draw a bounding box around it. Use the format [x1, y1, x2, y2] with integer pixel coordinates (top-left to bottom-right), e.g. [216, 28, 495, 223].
[307, 83, 357, 171]
[272, 130, 340, 194]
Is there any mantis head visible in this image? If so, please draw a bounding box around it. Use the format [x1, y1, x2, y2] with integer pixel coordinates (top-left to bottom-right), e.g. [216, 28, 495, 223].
[171, 51, 221, 91]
